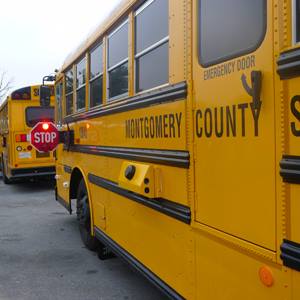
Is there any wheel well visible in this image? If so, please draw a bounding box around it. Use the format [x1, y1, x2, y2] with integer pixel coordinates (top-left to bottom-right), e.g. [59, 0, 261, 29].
[69, 168, 83, 202]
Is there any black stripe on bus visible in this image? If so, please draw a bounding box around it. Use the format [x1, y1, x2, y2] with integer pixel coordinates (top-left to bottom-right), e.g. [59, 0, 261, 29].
[64, 82, 187, 123]
[66, 145, 190, 169]
[94, 227, 185, 300]
[280, 239, 300, 272]
[277, 48, 300, 79]
[64, 165, 72, 174]
[280, 155, 300, 184]
[88, 173, 191, 225]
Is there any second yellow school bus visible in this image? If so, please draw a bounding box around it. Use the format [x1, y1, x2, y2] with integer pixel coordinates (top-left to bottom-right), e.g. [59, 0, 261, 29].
[53, 0, 300, 299]
[0, 85, 55, 183]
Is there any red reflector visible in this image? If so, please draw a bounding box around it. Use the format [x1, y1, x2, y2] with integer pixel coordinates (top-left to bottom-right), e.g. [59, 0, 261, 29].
[42, 123, 49, 130]
[20, 134, 27, 142]
[27, 145, 32, 151]
[16, 134, 27, 142]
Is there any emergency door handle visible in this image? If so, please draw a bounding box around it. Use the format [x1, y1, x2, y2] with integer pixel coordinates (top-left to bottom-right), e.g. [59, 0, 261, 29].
[241, 70, 262, 109]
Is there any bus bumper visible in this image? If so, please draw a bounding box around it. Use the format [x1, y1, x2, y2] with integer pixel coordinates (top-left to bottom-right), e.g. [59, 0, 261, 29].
[10, 166, 55, 179]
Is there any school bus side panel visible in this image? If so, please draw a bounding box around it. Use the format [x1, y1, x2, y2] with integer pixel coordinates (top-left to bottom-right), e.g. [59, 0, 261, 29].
[55, 1, 195, 298]
[276, 1, 300, 298]
[192, 1, 288, 299]
[193, 0, 276, 250]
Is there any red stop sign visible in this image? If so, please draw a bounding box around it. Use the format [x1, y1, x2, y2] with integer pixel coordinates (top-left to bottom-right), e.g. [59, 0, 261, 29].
[30, 122, 59, 153]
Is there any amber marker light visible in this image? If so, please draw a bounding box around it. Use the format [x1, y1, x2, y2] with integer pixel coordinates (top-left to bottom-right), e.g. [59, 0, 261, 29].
[42, 123, 49, 130]
[86, 123, 90, 129]
[259, 266, 274, 287]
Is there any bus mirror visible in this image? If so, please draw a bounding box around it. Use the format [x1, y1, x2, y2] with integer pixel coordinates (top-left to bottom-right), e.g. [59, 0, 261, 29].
[40, 85, 51, 107]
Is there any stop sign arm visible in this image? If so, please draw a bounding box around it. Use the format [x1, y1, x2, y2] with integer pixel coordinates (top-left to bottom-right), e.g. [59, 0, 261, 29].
[30, 122, 60, 153]
[59, 129, 74, 150]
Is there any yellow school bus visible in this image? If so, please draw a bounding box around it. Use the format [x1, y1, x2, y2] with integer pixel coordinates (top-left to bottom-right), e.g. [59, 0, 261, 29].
[0, 85, 55, 183]
[53, 0, 300, 299]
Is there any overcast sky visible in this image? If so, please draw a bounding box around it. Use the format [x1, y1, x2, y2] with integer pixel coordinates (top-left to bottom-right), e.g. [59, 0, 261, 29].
[0, 0, 121, 102]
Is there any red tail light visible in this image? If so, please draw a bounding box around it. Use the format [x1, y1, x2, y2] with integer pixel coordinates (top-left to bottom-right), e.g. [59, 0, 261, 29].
[15, 134, 28, 142]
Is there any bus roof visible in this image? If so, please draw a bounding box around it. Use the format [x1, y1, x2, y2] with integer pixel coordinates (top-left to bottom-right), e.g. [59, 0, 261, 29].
[0, 84, 53, 111]
[60, 0, 134, 73]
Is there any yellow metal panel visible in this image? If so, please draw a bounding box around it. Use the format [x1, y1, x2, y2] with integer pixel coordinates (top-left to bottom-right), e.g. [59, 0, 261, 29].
[56, 163, 71, 205]
[280, 53, 300, 246]
[195, 232, 291, 300]
[77, 100, 186, 150]
[94, 184, 194, 299]
[93, 201, 106, 230]
[192, 0, 276, 251]
[292, 271, 300, 300]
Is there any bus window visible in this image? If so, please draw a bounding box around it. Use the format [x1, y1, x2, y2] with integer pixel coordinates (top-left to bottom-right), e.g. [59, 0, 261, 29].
[108, 20, 128, 100]
[25, 107, 54, 127]
[198, 0, 267, 67]
[65, 69, 74, 115]
[90, 43, 103, 108]
[55, 82, 63, 126]
[294, 0, 300, 43]
[135, 0, 169, 92]
[76, 57, 86, 111]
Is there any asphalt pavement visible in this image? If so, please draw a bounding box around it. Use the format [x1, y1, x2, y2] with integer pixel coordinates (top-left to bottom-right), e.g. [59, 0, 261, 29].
[0, 174, 166, 300]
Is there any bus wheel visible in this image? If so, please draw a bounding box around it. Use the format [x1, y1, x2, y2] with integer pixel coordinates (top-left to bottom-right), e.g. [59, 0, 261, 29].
[76, 179, 99, 251]
[1, 160, 11, 185]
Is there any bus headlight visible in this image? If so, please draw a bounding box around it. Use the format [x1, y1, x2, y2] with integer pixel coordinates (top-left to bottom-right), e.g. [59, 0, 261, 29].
[16, 146, 22, 152]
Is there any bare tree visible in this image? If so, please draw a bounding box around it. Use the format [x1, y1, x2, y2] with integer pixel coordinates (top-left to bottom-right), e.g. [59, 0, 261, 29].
[0, 71, 13, 103]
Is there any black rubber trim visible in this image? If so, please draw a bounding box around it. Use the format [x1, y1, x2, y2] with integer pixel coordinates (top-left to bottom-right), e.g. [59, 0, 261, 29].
[277, 48, 300, 79]
[280, 239, 300, 272]
[94, 227, 185, 300]
[64, 82, 187, 123]
[64, 165, 72, 174]
[88, 173, 191, 224]
[10, 166, 55, 178]
[280, 155, 300, 184]
[56, 193, 72, 214]
[67, 145, 189, 169]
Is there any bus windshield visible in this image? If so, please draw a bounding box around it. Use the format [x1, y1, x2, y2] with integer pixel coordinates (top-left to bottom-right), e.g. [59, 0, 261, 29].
[25, 107, 54, 127]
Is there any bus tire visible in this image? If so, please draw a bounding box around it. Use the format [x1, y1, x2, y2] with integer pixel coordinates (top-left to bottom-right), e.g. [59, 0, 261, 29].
[1, 159, 11, 185]
[76, 179, 99, 251]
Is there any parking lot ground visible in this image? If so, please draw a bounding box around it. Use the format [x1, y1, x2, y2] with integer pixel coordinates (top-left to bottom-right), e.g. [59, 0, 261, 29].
[0, 175, 166, 300]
